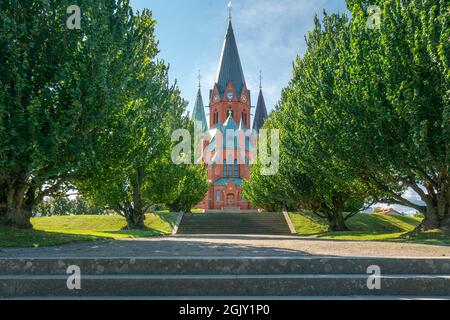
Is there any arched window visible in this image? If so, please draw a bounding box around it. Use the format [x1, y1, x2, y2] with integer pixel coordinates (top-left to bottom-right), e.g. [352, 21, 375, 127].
[228, 160, 233, 178]
[216, 191, 221, 202]
[234, 159, 239, 177]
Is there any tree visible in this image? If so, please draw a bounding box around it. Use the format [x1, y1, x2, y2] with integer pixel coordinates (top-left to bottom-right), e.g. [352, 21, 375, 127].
[339, 0, 449, 230]
[280, 13, 377, 231]
[33, 196, 108, 217]
[0, 0, 138, 228]
[164, 164, 209, 213]
[243, 116, 302, 213]
[77, 62, 188, 229]
[244, 105, 373, 231]
[75, 8, 207, 228]
[259, 1, 449, 232]
[149, 120, 209, 214]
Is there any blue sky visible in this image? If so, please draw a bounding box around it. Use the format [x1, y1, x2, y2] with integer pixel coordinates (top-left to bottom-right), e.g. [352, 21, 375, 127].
[130, 0, 348, 115]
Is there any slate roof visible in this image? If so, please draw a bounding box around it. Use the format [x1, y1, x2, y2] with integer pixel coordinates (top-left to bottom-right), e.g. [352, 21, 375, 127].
[192, 88, 208, 132]
[213, 178, 243, 187]
[215, 21, 246, 97]
[253, 89, 268, 132]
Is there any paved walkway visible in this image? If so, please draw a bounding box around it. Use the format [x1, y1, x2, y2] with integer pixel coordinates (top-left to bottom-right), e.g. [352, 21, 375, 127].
[1, 235, 449, 258]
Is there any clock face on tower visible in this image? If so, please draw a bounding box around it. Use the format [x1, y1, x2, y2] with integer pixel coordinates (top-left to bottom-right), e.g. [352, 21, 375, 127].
[241, 95, 247, 103]
[227, 92, 234, 101]
[214, 95, 220, 103]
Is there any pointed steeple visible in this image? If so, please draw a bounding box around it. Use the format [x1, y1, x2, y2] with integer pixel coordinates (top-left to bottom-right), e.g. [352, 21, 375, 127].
[215, 20, 246, 97]
[253, 89, 268, 132]
[192, 88, 208, 132]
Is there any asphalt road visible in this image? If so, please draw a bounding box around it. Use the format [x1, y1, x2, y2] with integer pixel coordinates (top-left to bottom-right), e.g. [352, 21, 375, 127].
[1, 235, 449, 258]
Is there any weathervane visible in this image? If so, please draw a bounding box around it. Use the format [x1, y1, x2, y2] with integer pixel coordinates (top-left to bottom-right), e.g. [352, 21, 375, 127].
[198, 69, 201, 89]
[228, 1, 232, 21]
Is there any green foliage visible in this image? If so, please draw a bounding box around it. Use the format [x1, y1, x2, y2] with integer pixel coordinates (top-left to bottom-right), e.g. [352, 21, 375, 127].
[147, 113, 209, 214]
[338, 0, 449, 230]
[33, 197, 109, 217]
[245, 13, 374, 231]
[0, 0, 150, 228]
[76, 12, 206, 227]
[246, 0, 449, 232]
[145, 122, 209, 213]
[0, 1, 203, 230]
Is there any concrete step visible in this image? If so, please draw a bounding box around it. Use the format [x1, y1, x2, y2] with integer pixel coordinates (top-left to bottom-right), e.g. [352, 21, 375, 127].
[1, 257, 449, 275]
[1, 274, 449, 297]
[2, 257, 449, 298]
[177, 213, 292, 235]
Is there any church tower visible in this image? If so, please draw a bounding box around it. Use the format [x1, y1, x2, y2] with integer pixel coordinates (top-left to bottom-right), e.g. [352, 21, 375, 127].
[195, 4, 268, 211]
[210, 19, 251, 129]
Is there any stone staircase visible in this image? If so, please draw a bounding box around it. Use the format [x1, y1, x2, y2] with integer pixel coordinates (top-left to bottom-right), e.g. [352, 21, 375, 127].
[0, 257, 449, 298]
[176, 212, 294, 235]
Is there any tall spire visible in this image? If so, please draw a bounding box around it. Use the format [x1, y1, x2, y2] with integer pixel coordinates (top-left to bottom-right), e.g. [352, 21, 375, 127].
[253, 88, 268, 132]
[215, 10, 246, 97]
[192, 85, 208, 132]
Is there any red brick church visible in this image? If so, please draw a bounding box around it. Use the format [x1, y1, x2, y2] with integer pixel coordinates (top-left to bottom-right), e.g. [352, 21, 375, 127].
[192, 7, 268, 211]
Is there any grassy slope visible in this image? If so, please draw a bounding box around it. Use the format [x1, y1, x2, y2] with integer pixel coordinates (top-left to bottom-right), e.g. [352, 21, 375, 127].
[0, 212, 178, 248]
[289, 211, 450, 245]
[1, 211, 448, 248]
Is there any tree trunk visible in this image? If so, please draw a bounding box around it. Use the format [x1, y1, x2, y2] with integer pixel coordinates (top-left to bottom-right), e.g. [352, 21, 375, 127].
[414, 186, 449, 231]
[415, 205, 441, 231]
[327, 211, 350, 232]
[326, 195, 350, 232]
[124, 208, 146, 230]
[169, 203, 181, 213]
[0, 174, 50, 229]
[2, 179, 35, 229]
[122, 167, 147, 230]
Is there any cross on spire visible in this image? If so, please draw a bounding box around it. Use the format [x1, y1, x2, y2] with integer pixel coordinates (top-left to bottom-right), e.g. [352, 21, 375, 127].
[228, 1, 232, 21]
[198, 69, 201, 88]
[259, 70, 263, 89]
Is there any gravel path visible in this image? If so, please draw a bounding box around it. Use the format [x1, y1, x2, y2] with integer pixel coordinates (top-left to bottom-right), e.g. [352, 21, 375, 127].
[1, 235, 449, 258]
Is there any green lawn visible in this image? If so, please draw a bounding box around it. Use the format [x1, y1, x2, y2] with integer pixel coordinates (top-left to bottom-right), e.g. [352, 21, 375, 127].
[289, 211, 450, 245]
[1, 211, 448, 248]
[0, 212, 178, 248]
